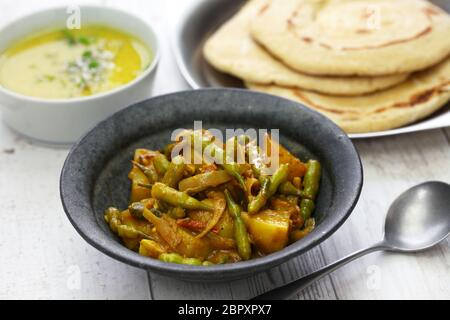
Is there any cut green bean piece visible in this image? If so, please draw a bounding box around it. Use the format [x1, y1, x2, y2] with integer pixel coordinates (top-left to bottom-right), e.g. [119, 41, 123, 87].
[132, 161, 158, 184]
[279, 181, 302, 197]
[151, 183, 214, 211]
[162, 156, 185, 188]
[158, 253, 203, 266]
[300, 198, 315, 221]
[248, 164, 289, 214]
[225, 189, 251, 260]
[128, 202, 145, 219]
[248, 176, 270, 214]
[153, 154, 170, 176]
[302, 160, 321, 200]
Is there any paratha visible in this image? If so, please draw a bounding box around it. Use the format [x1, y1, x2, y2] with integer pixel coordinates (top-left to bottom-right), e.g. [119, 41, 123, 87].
[246, 57, 450, 133]
[204, 0, 409, 96]
[251, 0, 450, 76]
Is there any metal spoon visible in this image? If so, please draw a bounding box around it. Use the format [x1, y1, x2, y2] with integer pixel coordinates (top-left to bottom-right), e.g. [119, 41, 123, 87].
[253, 181, 450, 300]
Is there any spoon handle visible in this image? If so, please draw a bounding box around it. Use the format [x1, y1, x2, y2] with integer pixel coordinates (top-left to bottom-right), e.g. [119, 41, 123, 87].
[253, 241, 389, 300]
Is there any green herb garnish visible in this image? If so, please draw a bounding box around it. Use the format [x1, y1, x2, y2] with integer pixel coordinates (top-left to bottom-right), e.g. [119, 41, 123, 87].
[82, 51, 93, 59]
[62, 30, 77, 45]
[78, 36, 92, 46]
[88, 60, 100, 69]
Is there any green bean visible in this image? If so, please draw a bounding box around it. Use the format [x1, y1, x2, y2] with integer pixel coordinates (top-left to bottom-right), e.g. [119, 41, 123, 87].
[300, 198, 315, 221]
[104, 207, 120, 222]
[222, 163, 246, 190]
[132, 161, 158, 183]
[202, 261, 215, 266]
[302, 160, 321, 200]
[268, 164, 290, 195]
[248, 176, 270, 214]
[162, 156, 186, 188]
[150, 207, 163, 218]
[153, 154, 170, 176]
[183, 131, 247, 190]
[247, 141, 268, 180]
[117, 224, 151, 240]
[138, 183, 153, 189]
[225, 189, 251, 260]
[248, 164, 289, 214]
[183, 258, 203, 266]
[179, 170, 232, 194]
[168, 207, 186, 219]
[158, 253, 203, 266]
[117, 225, 140, 239]
[104, 207, 152, 239]
[290, 218, 316, 242]
[158, 253, 183, 264]
[139, 239, 166, 258]
[225, 135, 249, 164]
[290, 218, 315, 242]
[128, 202, 145, 219]
[162, 143, 175, 160]
[251, 164, 262, 179]
[186, 131, 248, 190]
[151, 182, 214, 211]
[279, 181, 302, 197]
[104, 207, 121, 233]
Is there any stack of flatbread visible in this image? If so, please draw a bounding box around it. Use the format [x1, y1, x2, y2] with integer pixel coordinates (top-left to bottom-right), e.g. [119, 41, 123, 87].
[203, 0, 450, 133]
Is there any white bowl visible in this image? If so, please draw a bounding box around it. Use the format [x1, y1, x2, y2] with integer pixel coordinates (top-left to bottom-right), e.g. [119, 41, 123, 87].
[0, 6, 160, 144]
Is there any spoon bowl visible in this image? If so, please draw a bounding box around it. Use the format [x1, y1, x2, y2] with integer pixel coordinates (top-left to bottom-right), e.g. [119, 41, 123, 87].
[253, 181, 450, 300]
[384, 181, 450, 252]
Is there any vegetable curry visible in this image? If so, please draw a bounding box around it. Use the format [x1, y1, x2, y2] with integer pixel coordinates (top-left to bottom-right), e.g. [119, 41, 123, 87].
[104, 130, 321, 266]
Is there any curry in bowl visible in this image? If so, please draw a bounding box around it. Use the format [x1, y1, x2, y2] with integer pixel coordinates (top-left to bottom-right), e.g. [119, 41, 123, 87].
[104, 130, 321, 266]
[0, 25, 153, 99]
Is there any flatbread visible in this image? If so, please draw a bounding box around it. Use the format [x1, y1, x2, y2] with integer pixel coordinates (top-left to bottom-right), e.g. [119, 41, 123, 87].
[251, 0, 450, 76]
[203, 0, 409, 96]
[246, 57, 450, 133]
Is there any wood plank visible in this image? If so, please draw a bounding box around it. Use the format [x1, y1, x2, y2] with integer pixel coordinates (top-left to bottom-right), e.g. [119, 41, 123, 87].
[319, 129, 450, 299]
[0, 0, 152, 299]
[443, 128, 450, 145]
[148, 246, 337, 300]
[145, 0, 337, 300]
[0, 114, 152, 299]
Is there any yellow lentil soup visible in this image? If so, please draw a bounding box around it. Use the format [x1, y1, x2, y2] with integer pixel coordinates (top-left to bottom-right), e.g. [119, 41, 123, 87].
[0, 25, 153, 99]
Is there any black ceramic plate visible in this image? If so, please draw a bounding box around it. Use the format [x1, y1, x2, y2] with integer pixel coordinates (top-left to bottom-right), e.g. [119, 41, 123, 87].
[173, 0, 450, 139]
[60, 89, 362, 281]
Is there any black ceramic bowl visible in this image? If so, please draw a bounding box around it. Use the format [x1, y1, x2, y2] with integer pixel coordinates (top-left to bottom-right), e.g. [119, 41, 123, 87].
[60, 89, 363, 282]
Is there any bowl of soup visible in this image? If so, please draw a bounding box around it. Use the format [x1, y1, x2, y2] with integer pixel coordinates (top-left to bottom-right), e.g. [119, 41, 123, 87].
[0, 6, 159, 144]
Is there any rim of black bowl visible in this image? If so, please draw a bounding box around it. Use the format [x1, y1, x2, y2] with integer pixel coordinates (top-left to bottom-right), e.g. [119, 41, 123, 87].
[60, 88, 363, 280]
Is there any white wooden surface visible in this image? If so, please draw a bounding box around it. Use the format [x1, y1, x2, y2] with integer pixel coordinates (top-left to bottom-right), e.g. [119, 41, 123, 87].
[0, 0, 449, 300]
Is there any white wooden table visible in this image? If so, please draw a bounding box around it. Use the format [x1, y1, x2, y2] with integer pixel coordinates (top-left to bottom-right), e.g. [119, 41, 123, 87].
[0, 0, 449, 300]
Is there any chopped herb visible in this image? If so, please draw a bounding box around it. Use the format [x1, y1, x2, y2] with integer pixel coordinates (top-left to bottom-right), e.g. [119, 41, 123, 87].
[78, 36, 92, 46]
[62, 30, 77, 45]
[62, 31, 96, 46]
[89, 60, 100, 69]
[82, 51, 93, 59]
[65, 46, 115, 93]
